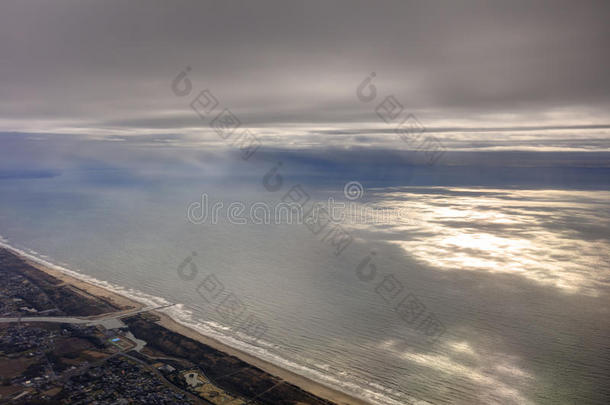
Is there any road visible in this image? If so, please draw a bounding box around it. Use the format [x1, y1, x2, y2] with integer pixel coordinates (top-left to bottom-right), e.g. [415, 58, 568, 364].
[0, 304, 174, 329]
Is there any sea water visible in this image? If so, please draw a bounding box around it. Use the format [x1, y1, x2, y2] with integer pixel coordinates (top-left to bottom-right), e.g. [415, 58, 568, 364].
[1, 176, 609, 404]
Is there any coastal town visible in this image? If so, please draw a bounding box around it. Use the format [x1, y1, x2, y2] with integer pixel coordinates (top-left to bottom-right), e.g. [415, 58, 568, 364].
[0, 248, 336, 404]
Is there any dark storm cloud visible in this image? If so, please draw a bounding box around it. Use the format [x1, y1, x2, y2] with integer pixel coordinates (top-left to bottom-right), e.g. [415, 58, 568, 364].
[0, 0, 609, 148]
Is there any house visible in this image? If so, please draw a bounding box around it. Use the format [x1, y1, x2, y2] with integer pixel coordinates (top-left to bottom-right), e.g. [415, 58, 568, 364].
[183, 371, 203, 388]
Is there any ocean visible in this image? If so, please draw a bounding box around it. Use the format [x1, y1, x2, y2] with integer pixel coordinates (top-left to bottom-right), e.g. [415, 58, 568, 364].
[1, 175, 609, 404]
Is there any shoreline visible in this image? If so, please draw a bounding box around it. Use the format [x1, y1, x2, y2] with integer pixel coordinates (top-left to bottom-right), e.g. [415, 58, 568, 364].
[2, 244, 370, 405]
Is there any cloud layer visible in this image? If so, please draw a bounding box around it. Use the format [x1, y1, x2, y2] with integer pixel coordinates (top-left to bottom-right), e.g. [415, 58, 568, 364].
[1, 0, 609, 151]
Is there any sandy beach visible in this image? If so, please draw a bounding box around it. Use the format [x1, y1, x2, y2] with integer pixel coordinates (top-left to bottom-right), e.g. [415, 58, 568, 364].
[10, 247, 369, 405]
[19, 255, 144, 313]
[154, 312, 370, 405]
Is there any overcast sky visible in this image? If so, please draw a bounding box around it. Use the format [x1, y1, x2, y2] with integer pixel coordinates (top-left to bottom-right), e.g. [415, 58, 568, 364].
[1, 0, 609, 152]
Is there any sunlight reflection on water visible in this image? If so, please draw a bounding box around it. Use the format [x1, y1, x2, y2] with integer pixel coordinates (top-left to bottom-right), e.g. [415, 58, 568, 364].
[365, 188, 610, 296]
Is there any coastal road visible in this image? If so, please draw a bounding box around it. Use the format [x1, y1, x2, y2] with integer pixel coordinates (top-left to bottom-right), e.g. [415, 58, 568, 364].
[0, 303, 175, 329]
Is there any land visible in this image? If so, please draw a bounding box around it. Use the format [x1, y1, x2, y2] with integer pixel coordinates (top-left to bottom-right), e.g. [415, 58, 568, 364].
[0, 247, 365, 405]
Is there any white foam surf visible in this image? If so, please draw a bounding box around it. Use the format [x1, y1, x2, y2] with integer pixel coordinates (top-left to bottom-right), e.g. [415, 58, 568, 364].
[0, 235, 417, 405]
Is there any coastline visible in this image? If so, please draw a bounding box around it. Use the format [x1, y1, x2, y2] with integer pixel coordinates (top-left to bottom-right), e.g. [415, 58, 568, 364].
[154, 312, 370, 405]
[20, 255, 145, 314]
[1, 244, 370, 405]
